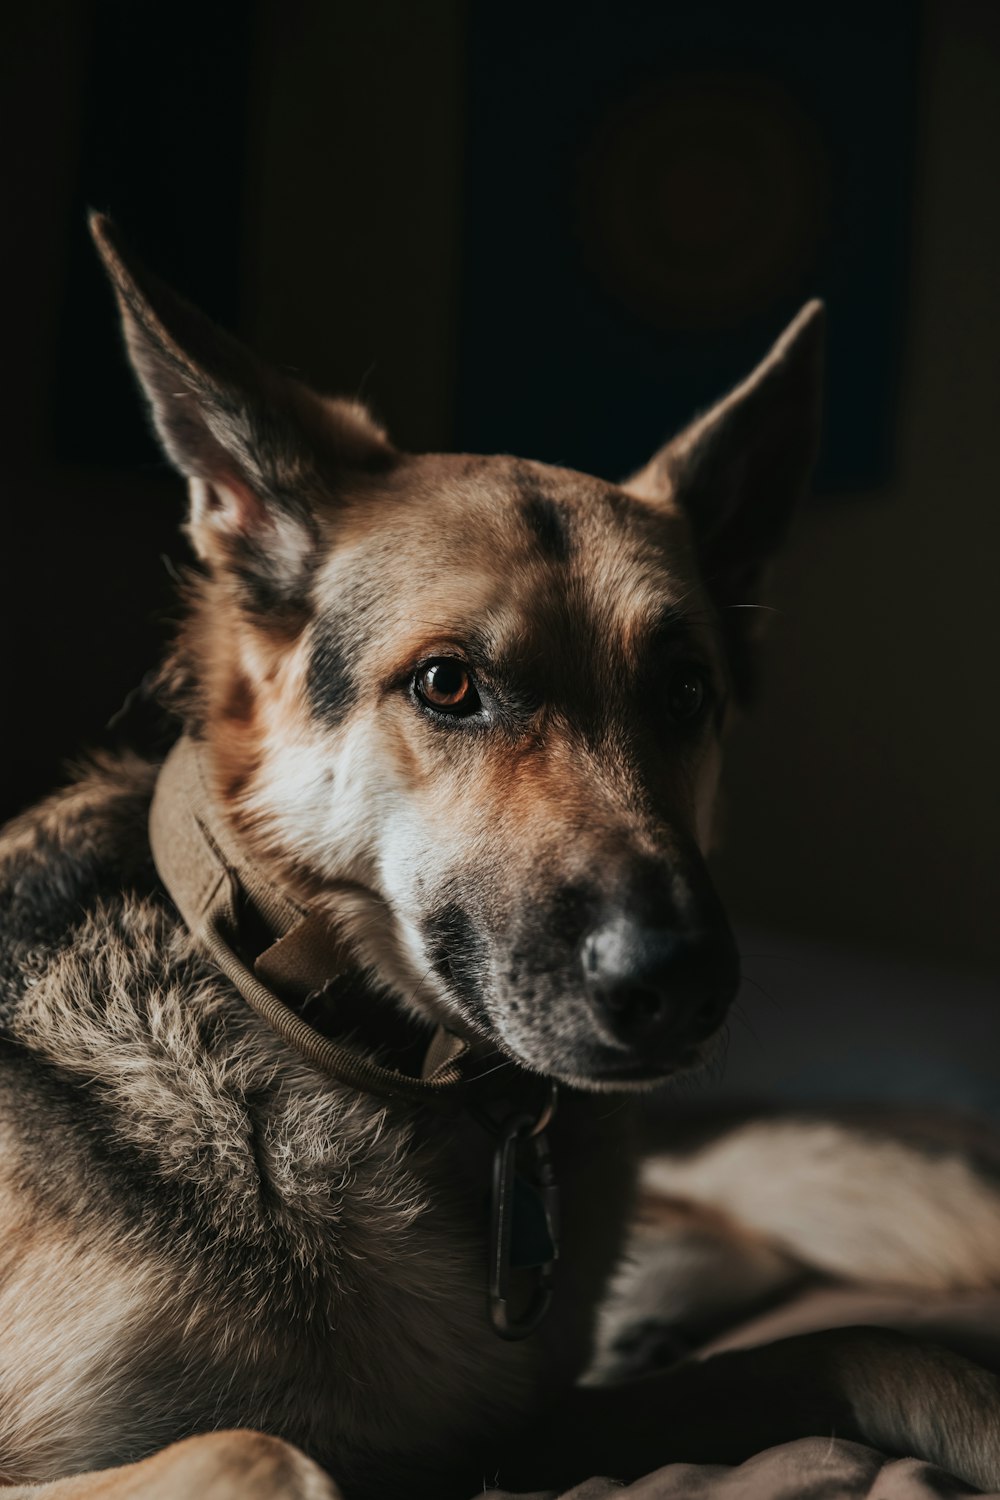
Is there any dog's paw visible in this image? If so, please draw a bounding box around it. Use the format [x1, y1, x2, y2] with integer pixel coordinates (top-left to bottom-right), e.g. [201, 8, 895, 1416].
[7, 1431, 342, 1500]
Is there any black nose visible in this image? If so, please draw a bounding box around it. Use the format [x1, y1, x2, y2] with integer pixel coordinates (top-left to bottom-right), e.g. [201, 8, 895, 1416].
[581, 919, 738, 1053]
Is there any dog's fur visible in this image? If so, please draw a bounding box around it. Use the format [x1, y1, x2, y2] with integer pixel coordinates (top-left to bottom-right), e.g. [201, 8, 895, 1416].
[3, 218, 1000, 1499]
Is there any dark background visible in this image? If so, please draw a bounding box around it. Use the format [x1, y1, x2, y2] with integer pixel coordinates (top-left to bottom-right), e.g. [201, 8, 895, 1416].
[1, 0, 998, 982]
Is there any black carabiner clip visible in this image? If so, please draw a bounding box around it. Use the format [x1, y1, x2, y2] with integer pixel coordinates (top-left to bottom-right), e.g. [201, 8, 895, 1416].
[488, 1084, 559, 1340]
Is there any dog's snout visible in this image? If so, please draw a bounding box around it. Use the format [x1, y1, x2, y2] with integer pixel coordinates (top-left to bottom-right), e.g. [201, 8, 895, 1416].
[581, 919, 738, 1053]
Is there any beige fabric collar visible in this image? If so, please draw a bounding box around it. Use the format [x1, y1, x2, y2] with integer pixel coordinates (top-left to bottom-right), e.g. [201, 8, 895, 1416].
[148, 735, 474, 1106]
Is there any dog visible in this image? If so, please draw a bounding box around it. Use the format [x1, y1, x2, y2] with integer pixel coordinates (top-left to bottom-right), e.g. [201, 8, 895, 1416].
[3, 215, 1000, 1500]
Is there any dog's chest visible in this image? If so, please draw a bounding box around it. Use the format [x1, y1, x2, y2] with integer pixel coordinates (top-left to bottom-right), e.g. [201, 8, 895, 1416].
[213, 1079, 635, 1482]
[2, 956, 633, 1492]
[255, 1087, 634, 1492]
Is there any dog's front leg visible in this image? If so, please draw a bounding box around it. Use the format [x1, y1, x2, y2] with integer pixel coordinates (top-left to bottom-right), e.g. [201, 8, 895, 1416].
[509, 1326, 1000, 1494]
[2, 1431, 340, 1500]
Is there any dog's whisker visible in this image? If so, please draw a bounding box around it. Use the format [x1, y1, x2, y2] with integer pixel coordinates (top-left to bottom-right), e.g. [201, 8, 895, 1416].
[731, 1002, 762, 1047]
[739, 973, 786, 1014]
[159, 551, 184, 584]
[400, 962, 438, 1012]
[466, 1056, 520, 1084]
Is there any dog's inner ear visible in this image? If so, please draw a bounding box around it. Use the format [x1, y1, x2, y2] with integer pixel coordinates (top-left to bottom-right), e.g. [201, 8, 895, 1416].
[625, 302, 824, 693]
[90, 213, 393, 610]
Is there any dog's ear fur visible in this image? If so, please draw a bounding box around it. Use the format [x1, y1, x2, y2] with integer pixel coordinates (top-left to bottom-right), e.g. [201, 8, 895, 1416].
[625, 301, 824, 697]
[90, 213, 393, 609]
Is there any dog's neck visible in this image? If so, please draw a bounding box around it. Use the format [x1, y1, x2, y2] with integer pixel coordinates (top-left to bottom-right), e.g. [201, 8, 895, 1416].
[149, 733, 481, 1105]
[149, 733, 562, 1339]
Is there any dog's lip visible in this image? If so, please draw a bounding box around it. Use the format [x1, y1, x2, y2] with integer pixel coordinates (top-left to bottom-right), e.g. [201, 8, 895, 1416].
[545, 1024, 727, 1089]
[488, 1005, 730, 1090]
[555, 1043, 705, 1087]
[584, 1053, 696, 1083]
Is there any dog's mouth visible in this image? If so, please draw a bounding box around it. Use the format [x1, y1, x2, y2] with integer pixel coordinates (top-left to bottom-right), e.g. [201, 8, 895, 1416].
[563, 1021, 729, 1091]
[476, 977, 735, 1094]
[583, 1045, 708, 1084]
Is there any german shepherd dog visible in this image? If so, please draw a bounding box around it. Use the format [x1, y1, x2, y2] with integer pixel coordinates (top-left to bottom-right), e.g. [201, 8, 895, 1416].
[3, 217, 1000, 1500]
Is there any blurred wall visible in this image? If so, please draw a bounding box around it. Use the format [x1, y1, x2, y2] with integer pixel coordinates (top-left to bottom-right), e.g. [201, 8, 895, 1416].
[712, 0, 1000, 974]
[242, 1, 463, 452]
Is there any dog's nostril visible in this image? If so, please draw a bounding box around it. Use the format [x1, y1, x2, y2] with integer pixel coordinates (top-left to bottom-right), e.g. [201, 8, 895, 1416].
[694, 995, 726, 1029]
[602, 984, 668, 1025]
[590, 977, 675, 1046]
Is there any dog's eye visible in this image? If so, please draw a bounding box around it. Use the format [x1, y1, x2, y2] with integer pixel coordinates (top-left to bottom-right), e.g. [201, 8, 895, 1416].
[414, 659, 481, 716]
[665, 665, 708, 724]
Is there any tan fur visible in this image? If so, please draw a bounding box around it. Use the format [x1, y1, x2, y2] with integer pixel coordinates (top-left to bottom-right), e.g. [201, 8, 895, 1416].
[641, 1119, 1000, 1290]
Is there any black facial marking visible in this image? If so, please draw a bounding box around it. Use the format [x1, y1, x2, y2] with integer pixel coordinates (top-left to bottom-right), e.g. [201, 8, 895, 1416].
[307, 619, 357, 726]
[508, 882, 597, 984]
[522, 493, 572, 563]
[422, 902, 490, 1019]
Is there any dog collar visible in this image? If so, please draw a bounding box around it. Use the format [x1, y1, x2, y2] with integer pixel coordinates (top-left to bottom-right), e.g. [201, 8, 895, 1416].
[149, 734, 559, 1336]
[148, 733, 490, 1104]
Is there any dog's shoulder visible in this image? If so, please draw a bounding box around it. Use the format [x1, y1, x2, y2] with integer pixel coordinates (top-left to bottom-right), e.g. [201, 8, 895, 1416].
[0, 750, 421, 1245]
[0, 749, 161, 1007]
[0, 756, 540, 1488]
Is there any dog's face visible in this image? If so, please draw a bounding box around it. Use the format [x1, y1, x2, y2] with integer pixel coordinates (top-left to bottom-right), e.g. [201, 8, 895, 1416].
[93, 217, 822, 1090]
[292, 451, 738, 1089]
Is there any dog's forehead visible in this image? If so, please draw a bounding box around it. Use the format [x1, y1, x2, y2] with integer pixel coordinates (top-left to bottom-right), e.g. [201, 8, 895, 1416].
[315, 452, 701, 647]
[298, 449, 725, 737]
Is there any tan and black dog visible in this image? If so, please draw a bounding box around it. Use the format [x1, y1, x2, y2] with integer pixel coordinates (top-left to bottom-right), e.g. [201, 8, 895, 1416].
[3, 217, 1000, 1500]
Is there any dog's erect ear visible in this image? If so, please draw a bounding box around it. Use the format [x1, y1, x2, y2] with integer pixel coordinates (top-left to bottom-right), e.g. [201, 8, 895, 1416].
[625, 301, 824, 700]
[626, 301, 824, 603]
[90, 213, 393, 607]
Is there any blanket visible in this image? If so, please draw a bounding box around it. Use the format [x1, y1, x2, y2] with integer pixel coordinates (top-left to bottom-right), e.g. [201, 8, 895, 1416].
[492, 1438, 993, 1499]
[485, 1282, 1000, 1498]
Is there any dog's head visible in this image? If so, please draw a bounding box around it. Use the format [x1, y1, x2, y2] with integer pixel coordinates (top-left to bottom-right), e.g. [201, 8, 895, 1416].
[93, 215, 822, 1090]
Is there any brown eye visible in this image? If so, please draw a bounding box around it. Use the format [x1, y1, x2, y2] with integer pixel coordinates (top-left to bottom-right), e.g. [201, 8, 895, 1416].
[666, 666, 708, 724]
[414, 659, 481, 716]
